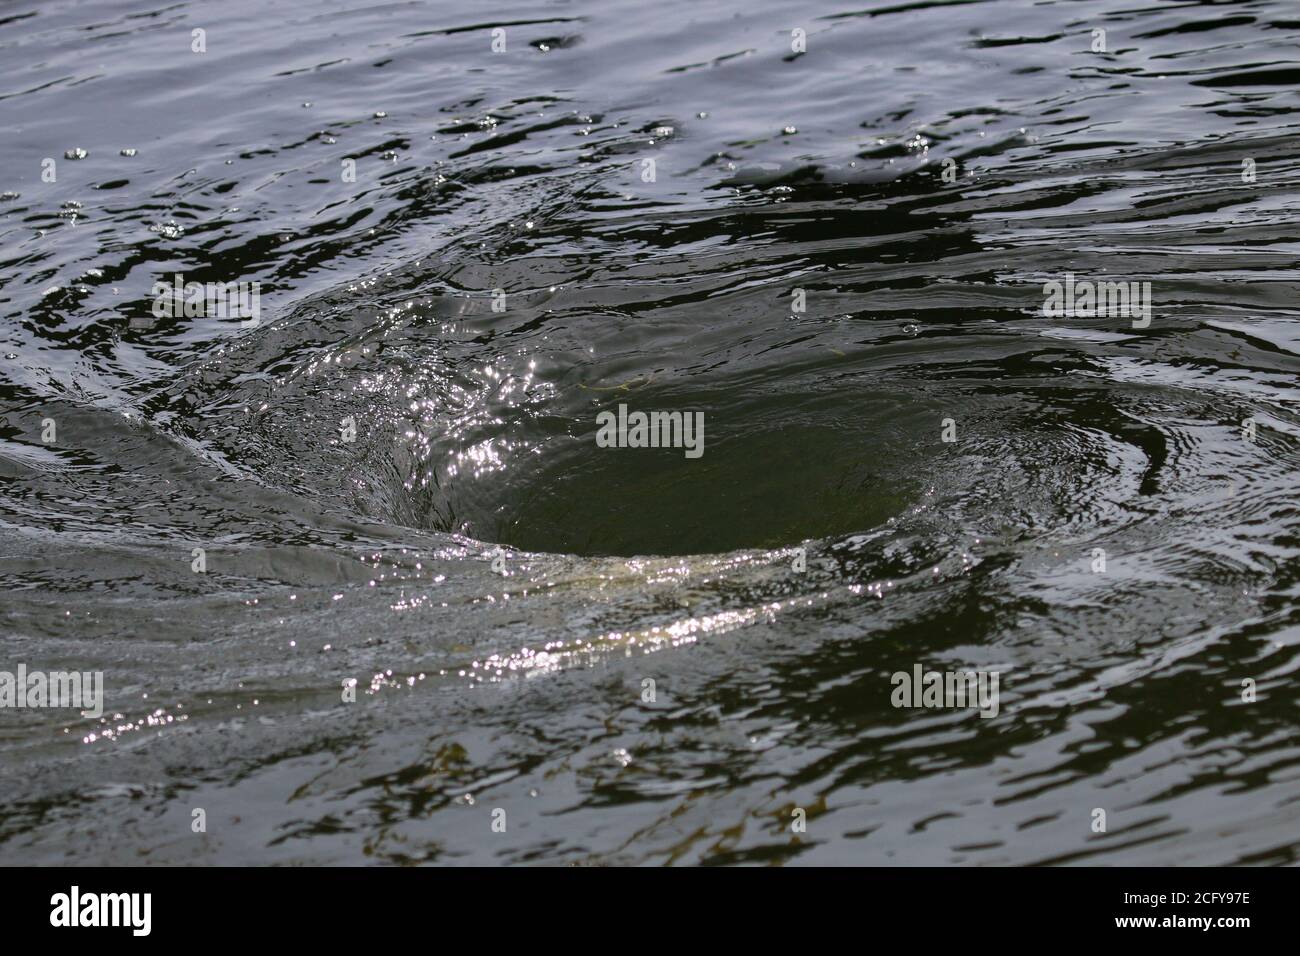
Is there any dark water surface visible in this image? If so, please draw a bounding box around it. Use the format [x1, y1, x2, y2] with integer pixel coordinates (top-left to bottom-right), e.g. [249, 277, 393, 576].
[1, 0, 1298, 864]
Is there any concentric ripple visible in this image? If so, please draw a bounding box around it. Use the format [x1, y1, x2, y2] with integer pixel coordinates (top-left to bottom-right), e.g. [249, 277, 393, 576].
[1, 0, 1299, 866]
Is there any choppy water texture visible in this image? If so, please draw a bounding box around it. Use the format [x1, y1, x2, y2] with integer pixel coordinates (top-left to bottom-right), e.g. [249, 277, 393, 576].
[1, 0, 1298, 865]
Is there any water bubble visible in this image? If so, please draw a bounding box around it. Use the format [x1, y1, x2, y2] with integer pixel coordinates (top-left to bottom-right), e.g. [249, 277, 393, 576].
[150, 221, 185, 239]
